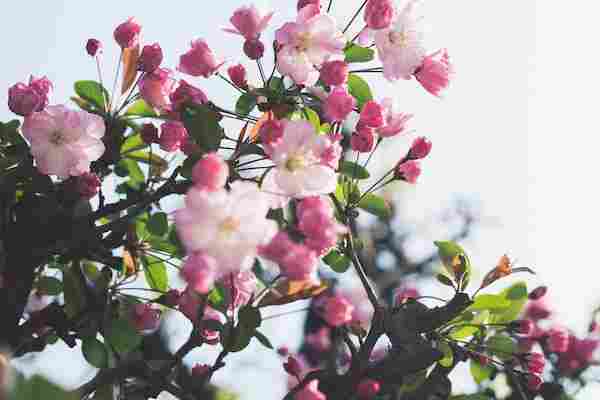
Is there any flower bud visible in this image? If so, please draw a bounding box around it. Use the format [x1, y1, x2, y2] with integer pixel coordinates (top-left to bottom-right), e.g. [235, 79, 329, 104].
[547, 327, 569, 353]
[114, 17, 142, 49]
[526, 352, 546, 374]
[140, 123, 159, 144]
[350, 127, 375, 153]
[159, 121, 188, 152]
[359, 100, 384, 128]
[139, 43, 163, 73]
[227, 64, 248, 89]
[415, 49, 453, 97]
[320, 60, 349, 87]
[8, 83, 43, 116]
[170, 80, 209, 112]
[395, 160, 421, 183]
[324, 87, 356, 122]
[85, 38, 102, 57]
[357, 379, 381, 400]
[409, 136, 432, 160]
[178, 39, 224, 78]
[192, 153, 229, 191]
[297, 0, 320, 11]
[364, 0, 396, 30]
[277, 346, 290, 357]
[76, 172, 101, 199]
[244, 39, 265, 60]
[131, 303, 161, 333]
[192, 363, 211, 379]
[283, 355, 302, 377]
[527, 374, 543, 392]
[259, 119, 285, 151]
[529, 286, 547, 300]
[323, 295, 354, 327]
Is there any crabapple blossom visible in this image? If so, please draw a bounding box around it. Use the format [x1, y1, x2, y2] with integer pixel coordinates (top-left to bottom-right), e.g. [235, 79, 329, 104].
[275, 6, 345, 86]
[113, 17, 141, 49]
[527, 374, 543, 392]
[297, 196, 346, 255]
[159, 120, 188, 152]
[394, 286, 420, 305]
[223, 5, 273, 41]
[323, 295, 354, 327]
[319, 60, 349, 87]
[376, 98, 412, 137]
[515, 319, 535, 336]
[527, 352, 546, 374]
[529, 286, 548, 300]
[375, 1, 425, 81]
[323, 87, 356, 122]
[138, 68, 176, 111]
[351, 126, 375, 153]
[365, 0, 396, 30]
[140, 123, 159, 144]
[548, 327, 570, 353]
[415, 49, 453, 97]
[244, 39, 265, 60]
[85, 39, 102, 57]
[525, 298, 552, 321]
[22, 105, 105, 178]
[76, 172, 101, 199]
[227, 64, 248, 88]
[8, 76, 53, 117]
[305, 327, 331, 351]
[283, 355, 303, 378]
[262, 120, 339, 199]
[409, 136, 432, 159]
[395, 160, 421, 183]
[258, 119, 285, 152]
[359, 100, 384, 128]
[192, 364, 211, 379]
[357, 379, 381, 399]
[296, 380, 326, 400]
[297, 0, 320, 11]
[178, 39, 224, 78]
[218, 270, 257, 310]
[192, 153, 229, 191]
[138, 43, 163, 73]
[170, 80, 208, 112]
[181, 251, 218, 294]
[259, 231, 319, 281]
[175, 182, 277, 276]
[130, 303, 161, 333]
[558, 336, 599, 373]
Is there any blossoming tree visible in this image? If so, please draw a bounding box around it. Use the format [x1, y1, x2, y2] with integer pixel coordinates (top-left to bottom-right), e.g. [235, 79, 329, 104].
[0, 1, 597, 399]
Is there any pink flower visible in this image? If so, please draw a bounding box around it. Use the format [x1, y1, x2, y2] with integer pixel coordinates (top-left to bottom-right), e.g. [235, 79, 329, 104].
[395, 160, 421, 183]
[259, 119, 285, 151]
[22, 105, 105, 178]
[297, 0, 320, 11]
[323, 295, 354, 327]
[200, 306, 225, 343]
[159, 121, 188, 152]
[76, 172, 101, 199]
[529, 286, 548, 300]
[219, 270, 257, 310]
[548, 327, 570, 353]
[131, 303, 161, 333]
[415, 49, 453, 97]
[279, 242, 319, 281]
[283, 355, 303, 378]
[376, 98, 412, 137]
[181, 251, 218, 294]
[227, 64, 248, 88]
[175, 182, 277, 276]
[259, 231, 296, 263]
[394, 287, 420, 305]
[178, 288, 202, 322]
[178, 39, 224, 78]
[351, 126, 375, 153]
[297, 196, 346, 255]
[114, 17, 141, 49]
[305, 327, 331, 351]
[276, 8, 345, 86]
[192, 364, 211, 378]
[192, 153, 229, 191]
[515, 319, 535, 336]
[8, 76, 53, 116]
[409, 136, 432, 159]
[224, 5, 273, 40]
[527, 374, 543, 392]
[170, 80, 209, 112]
[262, 120, 338, 199]
[140, 123, 159, 144]
[139, 68, 176, 111]
[357, 379, 381, 400]
[320, 60, 349, 87]
[525, 299, 552, 321]
[375, 1, 425, 81]
[139, 43, 163, 73]
[244, 39, 266, 60]
[296, 380, 326, 400]
[85, 39, 102, 57]
[323, 87, 356, 122]
[359, 100, 384, 128]
[365, 0, 396, 30]
[526, 353, 546, 374]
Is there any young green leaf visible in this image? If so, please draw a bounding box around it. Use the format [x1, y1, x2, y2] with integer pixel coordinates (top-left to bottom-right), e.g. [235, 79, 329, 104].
[82, 337, 109, 369]
[105, 318, 142, 355]
[347, 74, 373, 108]
[147, 212, 169, 237]
[344, 44, 375, 63]
[74, 80, 109, 110]
[141, 255, 169, 292]
[339, 160, 370, 179]
[125, 99, 158, 118]
[323, 250, 351, 273]
[236, 93, 257, 116]
[358, 194, 392, 219]
[470, 359, 493, 384]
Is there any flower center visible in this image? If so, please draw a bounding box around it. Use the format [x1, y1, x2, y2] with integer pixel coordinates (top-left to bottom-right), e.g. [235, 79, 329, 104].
[389, 30, 409, 48]
[218, 216, 240, 239]
[50, 131, 65, 146]
[285, 154, 307, 172]
[296, 32, 313, 52]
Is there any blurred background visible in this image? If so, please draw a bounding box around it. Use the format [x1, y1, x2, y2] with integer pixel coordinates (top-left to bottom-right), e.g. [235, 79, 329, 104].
[2, 0, 599, 398]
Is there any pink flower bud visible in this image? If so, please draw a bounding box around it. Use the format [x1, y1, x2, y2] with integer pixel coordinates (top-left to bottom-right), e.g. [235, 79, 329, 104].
[415, 49, 453, 97]
[259, 231, 296, 263]
[323, 295, 354, 327]
[279, 244, 318, 281]
[227, 64, 248, 89]
[548, 327, 569, 353]
[277, 346, 290, 356]
[178, 39, 224, 78]
[243, 39, 265, 60]
[527, 353, 546, 374]
[320, 60, 349, 87]
[283, 355, 302, 377]
[225, 5, 273, 41]
[350, 126, 375, 153]
[323, 87, 356, 122]
[364, 0, 396, 30]
[113, 17, 141, 49]
[170, 80, 209, 112]
[515, 319, 535, 336]
[529, 286, 548, 300]
[131, 303, 161, 333]
[394, 287, 420, 305]
[357, 379, 381, 400]
[139, 43, 163, 73]
[76, 172, 101, 199]
[297, 0, 320, 11]
[296, 380, 326, 400]
[359, 100, 384, 128]
[85, 39, 102, 57]
[395, 160, 421, 183]
[139, 68, 176, 111]
[259, 119, 285, 152]
[192, 153, 229, 191]
[159, 121, 188, 152]
[527, 374, 543, 392]
[305, 327, 331, 351]
[525, 299, 551, 321]
[140, 123, 159, 144]
[8, 83, 44, 116]
[192, 363, 211, 378]
[181, 251, 218, 294]
[409, 136, 432, 160]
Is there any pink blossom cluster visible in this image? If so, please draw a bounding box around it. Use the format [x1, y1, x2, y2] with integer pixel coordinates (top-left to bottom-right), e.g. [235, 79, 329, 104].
[297, 196, 346, 255]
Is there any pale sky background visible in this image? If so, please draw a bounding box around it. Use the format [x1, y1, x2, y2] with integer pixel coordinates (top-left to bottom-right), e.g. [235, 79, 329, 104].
[3, 0, 600, 398]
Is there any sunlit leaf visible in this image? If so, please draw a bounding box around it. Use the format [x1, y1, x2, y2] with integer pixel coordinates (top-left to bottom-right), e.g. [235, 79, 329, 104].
[74, 81, 109, 110]
[236, 93, 257, 116]
[339, 160, 370, 180]
[470, 359, 493, 384]
[141, 255, 168, 292]
[347, 73, 373, 109]
[258, 279, 328, 307]
[344, 44, 375, 63]
[125, 99, 158, 118]
[147, 212, 168, 237]
[358, 193, 392, 219]
[323, 250, 351, 273]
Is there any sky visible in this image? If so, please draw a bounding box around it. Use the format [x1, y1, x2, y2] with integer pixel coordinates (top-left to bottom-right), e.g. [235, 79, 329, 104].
[3, 0, 600, 398]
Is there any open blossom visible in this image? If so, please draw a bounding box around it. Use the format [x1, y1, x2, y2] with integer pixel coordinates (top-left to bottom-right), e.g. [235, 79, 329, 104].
[159, 121, 188, 152]
[415, 49, 453, 97]
[192, 152, 229, 191]
[365, 0, 396, 30]
[178, 39, 224, 78]
[351, 126, 375, 153]
[224, 5, 273, 40]
[323, 295, 355, 326]
[558, 336, 599, 373]
[262, 120, 339, 199]
[170, 80, 208, 112]
[8, 76, 53, 117]
[319, 60, 348, 87]
[139, 43, 163, 73]
[323, 87, 356, 122]
[176, 181, 277, 276]
[375, 1, 425, 81]
[359, 100, 384, 128]
[219, 270, 257, 310]
[22, 105, 105, 178]
[76, 172, 101, 199]
[377, 98, 412, 137]
[181, 251, 218, 294]
[297, 196, 346, 255]
[131, 304, 161, 333]
[548, 327, 570, 353]
[260, 231, 319, 281]
[139, 68, 176, 111]
[114, 17, 141, 49]
[275, 6, 345, 86]
[409, 136, 432, 159]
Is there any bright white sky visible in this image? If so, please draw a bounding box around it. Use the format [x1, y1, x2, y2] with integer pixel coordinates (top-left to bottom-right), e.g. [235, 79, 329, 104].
[3, 0, 600, 398]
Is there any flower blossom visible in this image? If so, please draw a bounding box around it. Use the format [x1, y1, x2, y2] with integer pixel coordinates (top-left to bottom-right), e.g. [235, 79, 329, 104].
[223, 5, 273, 40]
[8, 76, 53, 117]
[176, 181, 277, 276]
[323, 295, 354, 327]
[376, 98, 412, 137]
[139, 68, 176, 111]
[192, 152, 229, 191]
[297, 196, 346, 255]
[262, 120, 340, 199]
[181, 251, 218, 294]
[22, 105, 105, 178]
[178, 39, 224, 78]
[218, 270, 258, 310]
[415, 49, 453, 97]
[114, 17, 141, 49]
[131, 303, 161, 333]
[259, 231, 319, 281]
[275, 6, 345, 86]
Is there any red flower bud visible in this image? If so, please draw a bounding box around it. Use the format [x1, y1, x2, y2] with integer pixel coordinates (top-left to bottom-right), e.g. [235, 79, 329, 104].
[527, 374, 543, 392]
[141, 123, 159, 144]
[283, 356, 302, 378]
[85, 38, 102, 57]
[357, 379, 381, 400]
[244, 39, 265, 60]
[139, 43, 164, 73]
[528, 286, 547, 300]
[409, 136, 432, 160]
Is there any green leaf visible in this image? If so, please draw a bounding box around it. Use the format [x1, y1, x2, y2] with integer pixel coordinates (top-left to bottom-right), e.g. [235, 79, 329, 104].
[116, 158, 144, 182]
[301, 107, 321, 131]
[491, 281, 528, 323]
[63, 267, 87, 319]
[339, 160, 370, 180]
[124, 150, 168, 172]
[82, 337, 109, 369]
[147, 212, 168, 237]
[235, 93, 257, 116]
[254, 330, 274, 349]
[347, 74, 373, 109]
[344, 44, 375, 63]
[470, 294, 511, 311]
[486, 334, 516, 360]
[436, 274, 455, 288]
[438, 341, 454, 367]
[36, 276, 63, 296]
[125, 99, 158, 118]
[238, 305, 261, 330]
[13, 375, 77, 400]
[268, 76, 285, 93]
[323, 250, 351, 273]
[434, 241, 465, 261]
[141, 255, 168, 292]
[121, 133, 148, 154]
[358, 193, 392, 219]
[470, 359, 493, 384]
[0, 120, 24, 145]
[74, 80, 109, 110]
[105, 318, 142, 355]
[208, 286, 228, 312]
[182, 104, 224, 152]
